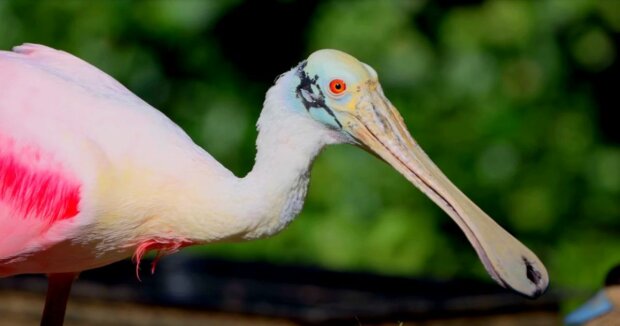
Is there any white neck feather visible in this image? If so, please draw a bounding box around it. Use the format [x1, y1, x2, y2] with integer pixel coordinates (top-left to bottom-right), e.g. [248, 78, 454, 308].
[171, 70, 344, 243]
[234, 71, 341, 238]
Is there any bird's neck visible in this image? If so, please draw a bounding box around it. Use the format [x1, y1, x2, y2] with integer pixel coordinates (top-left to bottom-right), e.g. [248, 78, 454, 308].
[175, 75, 342, 243]
[231, 81, 338, 239]
[236, 117, 323, 239]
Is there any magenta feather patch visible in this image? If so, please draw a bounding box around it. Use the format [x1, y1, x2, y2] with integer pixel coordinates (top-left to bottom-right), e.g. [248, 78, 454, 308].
[0, 136, 80, 223]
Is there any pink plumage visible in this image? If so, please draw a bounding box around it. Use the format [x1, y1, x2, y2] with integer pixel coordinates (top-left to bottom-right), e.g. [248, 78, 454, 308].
[0, 134, 81, 263]
[0, 43, 205, 325]
[0, 134, 81, 223]
[0, 43, 189, 273]
[132, 238, 192, 278]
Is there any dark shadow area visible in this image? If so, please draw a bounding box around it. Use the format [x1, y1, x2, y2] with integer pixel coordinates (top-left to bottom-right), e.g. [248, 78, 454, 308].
[0, 255, 559, 325]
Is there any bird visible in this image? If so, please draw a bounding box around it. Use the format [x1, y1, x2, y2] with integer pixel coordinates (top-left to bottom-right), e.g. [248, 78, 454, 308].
[0, 43, 548, 325]
[565, 264, 620, 325]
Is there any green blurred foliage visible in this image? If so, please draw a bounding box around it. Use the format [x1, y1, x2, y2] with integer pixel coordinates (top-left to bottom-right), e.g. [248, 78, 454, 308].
[2, 0, 619, 310]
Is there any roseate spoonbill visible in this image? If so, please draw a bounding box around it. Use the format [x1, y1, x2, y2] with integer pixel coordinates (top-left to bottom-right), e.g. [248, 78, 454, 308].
[566, 265, 620, 325]
[0, 44, 548, 325]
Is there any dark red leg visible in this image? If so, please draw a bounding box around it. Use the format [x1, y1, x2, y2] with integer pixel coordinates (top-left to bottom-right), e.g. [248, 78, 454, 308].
[41, 272, 78, 326]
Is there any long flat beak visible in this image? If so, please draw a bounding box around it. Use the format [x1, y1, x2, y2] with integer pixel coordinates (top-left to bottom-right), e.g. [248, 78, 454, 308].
[341, 89, 548, 298]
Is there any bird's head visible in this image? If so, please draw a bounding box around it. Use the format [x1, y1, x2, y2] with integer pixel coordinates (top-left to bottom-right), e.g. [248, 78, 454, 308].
[283, 49, 549, 298]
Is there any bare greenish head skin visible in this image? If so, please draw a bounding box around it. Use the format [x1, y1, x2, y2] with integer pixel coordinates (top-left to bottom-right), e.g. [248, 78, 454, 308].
[290, 49, 549, 298]
[293, 49, 379, 129]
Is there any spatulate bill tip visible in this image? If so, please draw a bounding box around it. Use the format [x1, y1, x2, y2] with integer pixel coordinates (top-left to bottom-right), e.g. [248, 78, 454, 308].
[499, 256, 549, 299]
[524, 282, 548, 299]
[522, 256, 549, 298]
[499, 276, 548, 299]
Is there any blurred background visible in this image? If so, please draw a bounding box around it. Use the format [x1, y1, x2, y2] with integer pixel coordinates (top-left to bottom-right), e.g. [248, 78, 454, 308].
[0, 0, 619, 325]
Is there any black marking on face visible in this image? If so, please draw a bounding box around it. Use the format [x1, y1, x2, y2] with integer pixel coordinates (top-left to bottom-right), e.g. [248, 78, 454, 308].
[523, 257, 542, 285]
[295, 61, 342, 128]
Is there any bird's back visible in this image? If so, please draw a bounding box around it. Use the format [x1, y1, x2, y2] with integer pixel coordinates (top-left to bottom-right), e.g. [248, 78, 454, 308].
[0, 44, 230, 274]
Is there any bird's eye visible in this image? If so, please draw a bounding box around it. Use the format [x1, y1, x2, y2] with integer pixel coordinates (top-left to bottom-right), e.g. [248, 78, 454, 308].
[329, 79, 346, 95]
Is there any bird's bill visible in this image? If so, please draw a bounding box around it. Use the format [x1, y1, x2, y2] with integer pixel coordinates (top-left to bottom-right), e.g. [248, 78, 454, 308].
[341, 90, 548, 298]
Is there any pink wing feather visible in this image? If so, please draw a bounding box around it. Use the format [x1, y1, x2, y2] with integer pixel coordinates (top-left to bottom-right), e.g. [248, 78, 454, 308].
[10, 43, 133, 97]
[0, 44, 101, 262]
[0, 43, 226, 274]
[0, 134, 81, 259]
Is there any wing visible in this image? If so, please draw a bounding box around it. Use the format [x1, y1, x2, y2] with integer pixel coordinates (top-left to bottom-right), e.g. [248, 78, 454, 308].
[0, 44, 145, 262]
[0, 44, 232, 266]
[0, 43, 230, 175]
[7, 43, 137, 103]
[0, 134, 82, 260]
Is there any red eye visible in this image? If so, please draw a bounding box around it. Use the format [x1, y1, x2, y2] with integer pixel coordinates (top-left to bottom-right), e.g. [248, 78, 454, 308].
[329, 79, 346, 95]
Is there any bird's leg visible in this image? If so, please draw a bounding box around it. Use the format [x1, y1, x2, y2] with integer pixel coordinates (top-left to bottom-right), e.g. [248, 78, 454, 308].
[41, 272, 78, 326]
